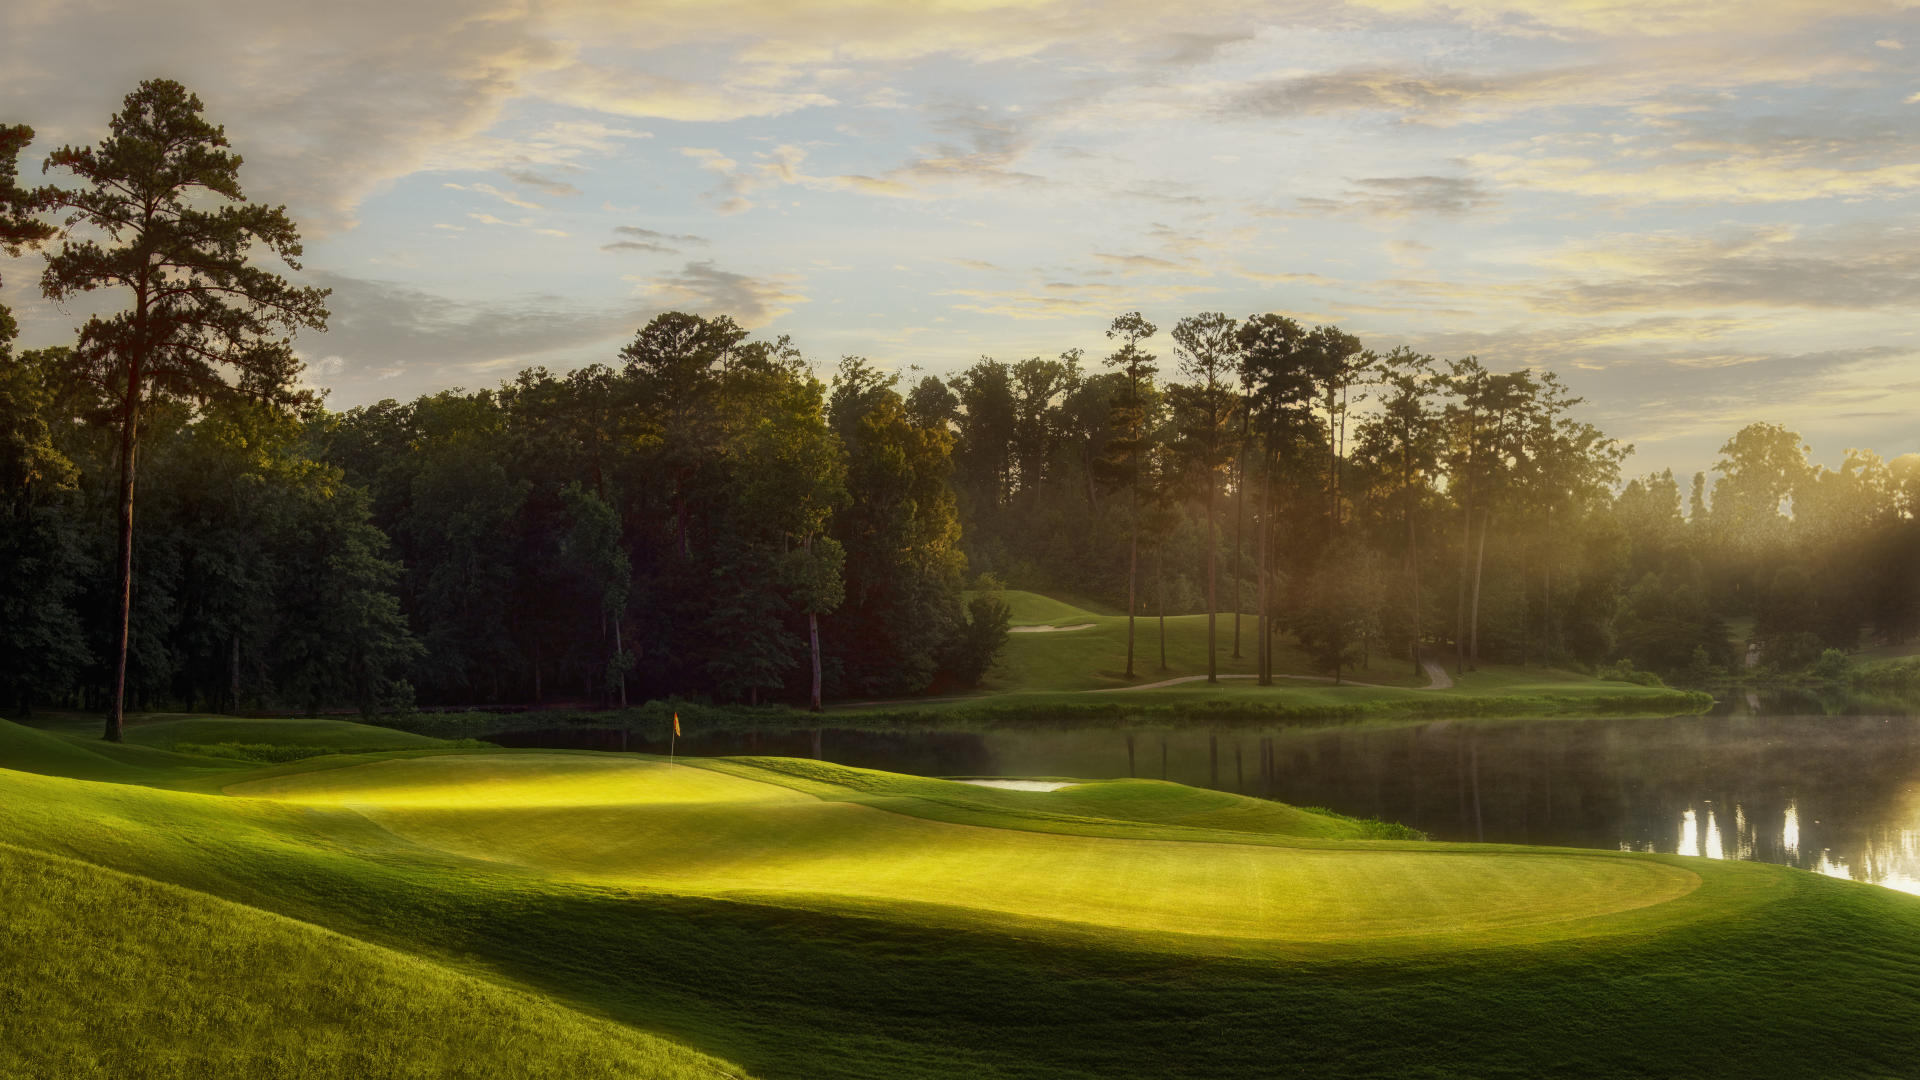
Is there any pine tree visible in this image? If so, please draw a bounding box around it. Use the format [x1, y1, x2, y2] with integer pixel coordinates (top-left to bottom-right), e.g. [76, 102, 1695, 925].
[38, 81, 328, 740]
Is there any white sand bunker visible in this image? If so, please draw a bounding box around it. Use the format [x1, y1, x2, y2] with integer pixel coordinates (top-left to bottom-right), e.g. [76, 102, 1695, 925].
[1007, 623, 1095, 633]
[955, 779, 1078, 791]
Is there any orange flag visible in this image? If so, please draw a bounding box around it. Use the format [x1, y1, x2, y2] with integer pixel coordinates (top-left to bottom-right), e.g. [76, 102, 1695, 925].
[673, 712, 681, 737]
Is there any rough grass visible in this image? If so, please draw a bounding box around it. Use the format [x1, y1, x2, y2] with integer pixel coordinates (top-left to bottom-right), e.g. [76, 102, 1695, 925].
[983, 602, 1425, 692]
[0, 842, 747, 1080]
[982, 589, 1122, 624]
[124, 716, 450, 752]
[945, 590, 1711, 722]
[6, 719, 1920, 1078]
[1858, 655, 1920, 690]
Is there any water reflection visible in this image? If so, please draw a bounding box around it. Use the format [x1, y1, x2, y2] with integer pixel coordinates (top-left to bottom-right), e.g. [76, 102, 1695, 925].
[488, 689, 1920, 895]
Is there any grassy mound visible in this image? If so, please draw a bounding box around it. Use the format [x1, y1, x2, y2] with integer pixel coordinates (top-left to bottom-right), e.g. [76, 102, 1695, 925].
[227, 753, 1698, 947]
[124, 716, 450, 752]
[948, 591, 1712, 721]
[0, 842, 746, 1080]
[995, 589, 1107, 627]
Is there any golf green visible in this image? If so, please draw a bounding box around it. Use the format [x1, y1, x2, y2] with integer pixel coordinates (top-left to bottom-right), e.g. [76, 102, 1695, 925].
[229, 754, 1700, 945]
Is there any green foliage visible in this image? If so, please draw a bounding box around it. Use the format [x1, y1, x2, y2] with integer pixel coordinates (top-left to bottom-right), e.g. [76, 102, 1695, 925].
[1809, 648, 1852, 682]
[1763, 631, 1825, 673]
[946, 591, 1012, 688]
[827, 359, 969, 695]
[1290, 806, 1429, 841]
[1596, 659, 1668, 688]
[1856, 656, 1920, 690]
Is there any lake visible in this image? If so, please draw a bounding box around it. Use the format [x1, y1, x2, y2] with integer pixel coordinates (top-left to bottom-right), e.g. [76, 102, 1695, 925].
[489, 688, 1920, 895]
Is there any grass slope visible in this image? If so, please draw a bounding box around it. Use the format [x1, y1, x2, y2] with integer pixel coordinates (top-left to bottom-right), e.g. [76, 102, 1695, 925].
[0, 841, 744, 1080]
[945, 590, 1710, 721]
[5, 718, 1920, 1078]
[121, 716, 449, 751]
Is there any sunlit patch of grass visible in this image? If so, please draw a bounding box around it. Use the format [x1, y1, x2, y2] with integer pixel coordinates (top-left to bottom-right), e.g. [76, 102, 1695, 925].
[226, 753, 1700, 947]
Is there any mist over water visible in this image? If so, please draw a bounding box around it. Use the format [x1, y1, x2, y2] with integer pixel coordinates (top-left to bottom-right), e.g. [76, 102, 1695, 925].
[492, 688, 1920, 894]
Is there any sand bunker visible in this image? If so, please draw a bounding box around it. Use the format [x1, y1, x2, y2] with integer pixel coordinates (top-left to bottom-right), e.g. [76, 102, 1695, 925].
[955, 779, 1078, 791]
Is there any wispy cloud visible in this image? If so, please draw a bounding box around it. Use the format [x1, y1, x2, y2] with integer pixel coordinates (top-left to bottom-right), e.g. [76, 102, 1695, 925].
[601, 225, 710, 254]
[445, 181, 545, 211]
[632, 260, 809, 325]
[1296, 175, 1498, 218]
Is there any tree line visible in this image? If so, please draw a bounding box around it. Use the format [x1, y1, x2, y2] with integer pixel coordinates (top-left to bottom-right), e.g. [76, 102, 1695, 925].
[912, 318, 1917, 684]
[2, 81, 1913, 730]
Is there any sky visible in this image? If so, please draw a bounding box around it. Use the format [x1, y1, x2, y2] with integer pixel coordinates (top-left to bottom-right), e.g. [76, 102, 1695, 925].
[4, 0, 1918, 480]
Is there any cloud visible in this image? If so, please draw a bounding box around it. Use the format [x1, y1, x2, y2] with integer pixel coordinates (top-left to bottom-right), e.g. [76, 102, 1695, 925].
[939, 277, 1213, 320]
[0, 1, 588, 233]
[1221, 45, 1882, 127]
[676, 141, 953, 211]
[1526, 223, 1920, 313]
[304, 271, 647, 388]
[499, 167, 584, 197]
[444, 181, 544, 211]
[599, 225, 710, 255]
[1093, 252, 1194, 273]
[305, 261, 804, 402]
[1224, 65, 1607, 125]
[533, 65, 836, 122]
[883, 104, 1043, 190]
[1296, 175, 1498, 217]
[634, 260, 808, 325]
[1384, 314, 1919, 470]
[1471, 119, 1920, 205]
[1342, 0, 1900, 39]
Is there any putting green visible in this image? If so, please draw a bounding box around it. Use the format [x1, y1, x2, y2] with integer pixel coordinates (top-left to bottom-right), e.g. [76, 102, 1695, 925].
[230, 754, 1699, 945]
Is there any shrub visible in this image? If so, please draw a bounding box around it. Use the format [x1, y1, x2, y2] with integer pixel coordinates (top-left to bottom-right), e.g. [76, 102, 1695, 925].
[1809, 649, 1852, 682]
[1596, 659, 1667, 688]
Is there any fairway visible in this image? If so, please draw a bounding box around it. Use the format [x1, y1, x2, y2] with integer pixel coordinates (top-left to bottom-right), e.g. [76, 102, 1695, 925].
[229, 753, 1699, 945]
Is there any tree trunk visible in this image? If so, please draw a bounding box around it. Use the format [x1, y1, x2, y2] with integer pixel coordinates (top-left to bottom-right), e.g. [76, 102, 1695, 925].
[1125, 486, 1138, 678]
[106, 360, 143, 743]
[1542, 505, 1553, 663]
[1258, 452, 1273, 686]
[806, 534, 824, 711]
[1408, 476, 1423, 679]
[808, 611, 823, 711]
[229, 634, 241, 715]
[1231, 441, 1244, 658]
[1469, 507, 1490, 669]
[1455, 432, 1474, 676]
[613, 616, 628, 708]
[1206, 478, 1217, 683]
[1156, 549, 1167, 672]
[1328, 387, 1339, 534]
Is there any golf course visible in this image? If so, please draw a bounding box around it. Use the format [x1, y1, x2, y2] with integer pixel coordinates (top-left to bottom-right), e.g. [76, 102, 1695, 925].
[821, 591, 1711, 725]
[6, 712, 1920, 1078]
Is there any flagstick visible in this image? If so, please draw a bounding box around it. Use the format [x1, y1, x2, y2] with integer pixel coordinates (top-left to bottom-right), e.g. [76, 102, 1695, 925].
[670, 729, 676, 768]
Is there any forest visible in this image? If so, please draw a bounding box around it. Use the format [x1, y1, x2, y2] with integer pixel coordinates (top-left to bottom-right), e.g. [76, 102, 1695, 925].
[2, 83, 1916, 719]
